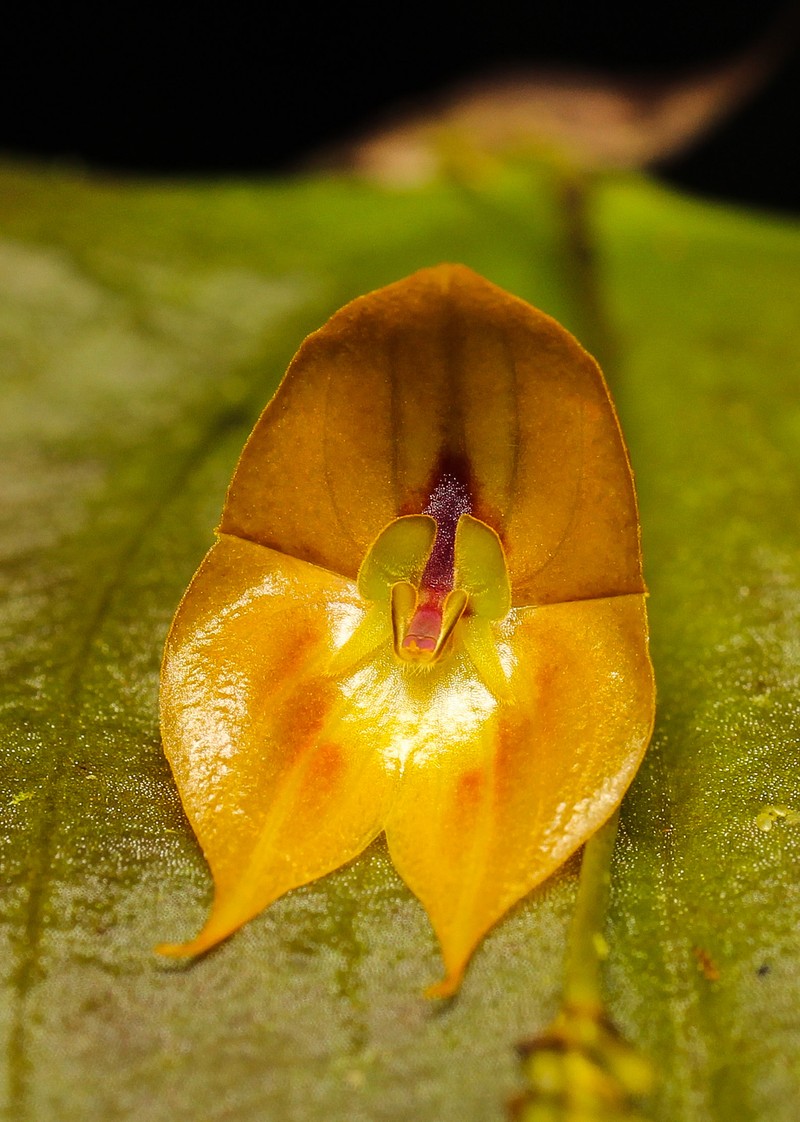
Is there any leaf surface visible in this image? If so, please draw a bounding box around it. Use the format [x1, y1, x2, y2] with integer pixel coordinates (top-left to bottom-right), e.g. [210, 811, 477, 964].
[0, 161, 798, 1122]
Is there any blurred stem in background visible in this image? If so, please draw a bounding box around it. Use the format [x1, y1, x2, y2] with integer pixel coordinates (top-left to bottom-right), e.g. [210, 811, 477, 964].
[510, 812, 655, 1122]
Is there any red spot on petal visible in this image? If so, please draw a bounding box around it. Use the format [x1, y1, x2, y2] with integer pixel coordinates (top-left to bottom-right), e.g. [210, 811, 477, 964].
[494, 712, 534, 799]
[263, 608, 326, 688]
[303, 741, 345, 800]
[456, 767, 486, 811]
[274, 678, 335, 768]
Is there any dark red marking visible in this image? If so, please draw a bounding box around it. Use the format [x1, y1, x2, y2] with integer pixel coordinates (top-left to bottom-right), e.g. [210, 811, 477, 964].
[420, 467, 472, 596]
[401, 455, 475, 653]
[455, 767, 485, 809]
[305, 741, 345, 796]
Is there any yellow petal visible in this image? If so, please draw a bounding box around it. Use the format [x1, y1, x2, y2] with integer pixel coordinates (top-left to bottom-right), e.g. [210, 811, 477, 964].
[159, 265, 655, 994]
[220, 264, 643, 606]
[158, 535, 399, 956]
[383, 594, 654, 997]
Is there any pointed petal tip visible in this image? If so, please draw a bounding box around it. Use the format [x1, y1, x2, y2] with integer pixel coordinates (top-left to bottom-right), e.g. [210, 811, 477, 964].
[153, 925, 230, 959]
[153, 939, 206, 960]
[424, 966, 467, 1001]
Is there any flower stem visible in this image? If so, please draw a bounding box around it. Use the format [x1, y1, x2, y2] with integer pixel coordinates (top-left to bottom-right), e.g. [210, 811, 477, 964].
[561, 808, 619, 1011]
[510, 810, 655, 1121]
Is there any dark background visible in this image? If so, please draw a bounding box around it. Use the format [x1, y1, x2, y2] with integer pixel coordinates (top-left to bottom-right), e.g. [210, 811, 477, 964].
[3, 1, 799, 213]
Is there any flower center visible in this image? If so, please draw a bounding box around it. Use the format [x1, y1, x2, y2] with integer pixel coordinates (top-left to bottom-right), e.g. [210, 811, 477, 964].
[355, 476, 512, 670]
[402, 594, 446, 655]
[394, 474, 472, 664]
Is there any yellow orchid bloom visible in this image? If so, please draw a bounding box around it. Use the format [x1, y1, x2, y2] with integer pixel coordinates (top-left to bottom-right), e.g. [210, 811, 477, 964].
[158, 264, 654, 997]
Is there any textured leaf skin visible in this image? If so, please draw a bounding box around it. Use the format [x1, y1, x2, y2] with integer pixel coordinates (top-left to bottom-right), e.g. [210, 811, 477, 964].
[0, 162, 799, 1122]
[159, 265, 653, 994]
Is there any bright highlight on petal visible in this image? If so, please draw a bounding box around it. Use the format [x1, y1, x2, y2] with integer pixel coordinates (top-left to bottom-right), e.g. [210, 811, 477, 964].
[159, 264, 655, 995]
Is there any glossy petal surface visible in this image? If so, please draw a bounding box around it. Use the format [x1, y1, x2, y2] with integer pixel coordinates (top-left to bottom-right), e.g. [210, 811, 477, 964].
[160, 264, 654, 989]
[159, 536, 399, 954]
[385, 595, 653, 996]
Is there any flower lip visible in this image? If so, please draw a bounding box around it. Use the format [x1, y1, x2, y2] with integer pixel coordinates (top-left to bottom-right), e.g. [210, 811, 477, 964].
[393, 584, 470, 666]
[401, 597, 442, 653]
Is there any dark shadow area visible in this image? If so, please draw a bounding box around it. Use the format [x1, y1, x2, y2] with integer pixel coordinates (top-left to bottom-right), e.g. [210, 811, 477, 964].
[3, 1, 798, 211]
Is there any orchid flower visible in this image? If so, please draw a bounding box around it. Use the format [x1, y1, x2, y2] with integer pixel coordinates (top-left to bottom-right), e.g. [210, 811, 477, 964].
[158, 265, 654, 997]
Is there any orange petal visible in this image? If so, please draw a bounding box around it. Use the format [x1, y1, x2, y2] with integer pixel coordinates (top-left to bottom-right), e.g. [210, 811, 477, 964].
[158, 266, 654, 994]
[220, 265, 643, 605]
[384, 594, 654, 997]
[158, 535, 400, 956]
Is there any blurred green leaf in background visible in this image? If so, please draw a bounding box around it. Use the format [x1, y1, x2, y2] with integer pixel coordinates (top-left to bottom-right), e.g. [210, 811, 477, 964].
[0, 145, 798, 1122]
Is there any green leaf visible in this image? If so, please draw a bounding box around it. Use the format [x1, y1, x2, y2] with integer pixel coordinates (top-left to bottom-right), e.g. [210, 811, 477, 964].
[0, 159, 798, 1122]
